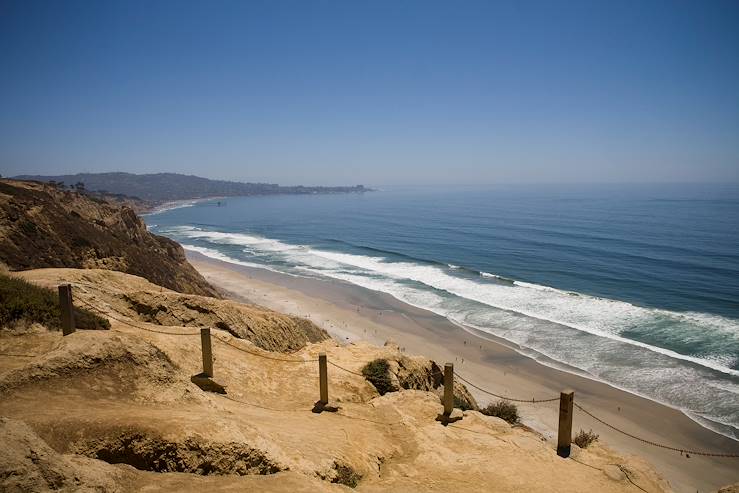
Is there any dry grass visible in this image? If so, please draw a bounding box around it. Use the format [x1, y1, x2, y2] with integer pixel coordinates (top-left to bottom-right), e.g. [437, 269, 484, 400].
[0, 273, 109, 330]
[573, 429, 599, 448]
[480, 400, 519, 424]
[361, 358, 395, 395]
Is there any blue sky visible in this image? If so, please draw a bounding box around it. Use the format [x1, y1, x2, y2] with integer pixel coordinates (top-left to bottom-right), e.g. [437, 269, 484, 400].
[1, 0, 738, 185]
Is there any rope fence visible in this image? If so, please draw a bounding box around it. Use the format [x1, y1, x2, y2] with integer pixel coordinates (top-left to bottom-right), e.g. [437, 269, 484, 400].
[0, 352, 40, 358]
[0, 338, 67, 359]
[75, 296, 201, 337]
[454, 371, 560, 404]
[6, 283, 736, 463]
[220, 391, 406, 425]
[219, 393, 310, 413]
[214, 334, 319, 363]
[327, 360, 365, 377]
[573, 402, 739, 458]
[568, 457, 648, 493]
[72, 284, 318, 363]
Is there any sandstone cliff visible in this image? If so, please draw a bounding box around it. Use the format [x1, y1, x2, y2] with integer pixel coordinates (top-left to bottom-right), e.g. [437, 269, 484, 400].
[0, 179, 218, 297]
[19, 268, 329, 353]
[0, 268, 674, 492]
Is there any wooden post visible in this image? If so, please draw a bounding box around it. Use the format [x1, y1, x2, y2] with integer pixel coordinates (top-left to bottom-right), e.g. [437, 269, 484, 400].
[443, 363, 454, 416]
[557, 390, 574, 458]
[312, 352, 338, 413]
[319, 352, 328, 404]
[57, 284, 75, 336]
[201, 328, 213, 378]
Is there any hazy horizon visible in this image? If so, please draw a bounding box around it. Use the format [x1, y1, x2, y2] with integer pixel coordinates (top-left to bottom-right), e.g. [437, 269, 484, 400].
[10, 170, 739, 189]
[2, 1, 738, 185]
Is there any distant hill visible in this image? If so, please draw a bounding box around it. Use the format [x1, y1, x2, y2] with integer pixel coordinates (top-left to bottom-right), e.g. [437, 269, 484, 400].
[0, 179, 219, 297]
[13, 172, 369, 202]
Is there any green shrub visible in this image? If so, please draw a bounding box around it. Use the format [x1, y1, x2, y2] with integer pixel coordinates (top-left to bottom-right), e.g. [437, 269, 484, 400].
[481, 400, 519, 424]
[0, 273, 110, 330]
[332, 461, 361, 488]
[454, 394, 474, 411]
[361, 358, 395, 395]
[573, 429, 599, 448]
[73, 305, 111, 330]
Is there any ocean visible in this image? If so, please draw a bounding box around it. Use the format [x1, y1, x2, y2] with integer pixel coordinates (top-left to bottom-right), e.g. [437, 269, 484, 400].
[145, 183, 739, 440]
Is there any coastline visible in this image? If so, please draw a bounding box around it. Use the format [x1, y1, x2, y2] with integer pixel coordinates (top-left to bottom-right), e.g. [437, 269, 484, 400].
[187, 250, 739, 493]
[141, 196, 225, 216]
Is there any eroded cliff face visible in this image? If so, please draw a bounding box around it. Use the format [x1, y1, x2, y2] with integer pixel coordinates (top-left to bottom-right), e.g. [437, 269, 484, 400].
[18, 268, 330, 353]
[0, 268, 674, 493]
[0, 179, 218, 297]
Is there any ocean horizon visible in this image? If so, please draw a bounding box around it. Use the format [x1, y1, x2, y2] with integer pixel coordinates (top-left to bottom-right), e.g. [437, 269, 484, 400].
[146, 183, 739, 440]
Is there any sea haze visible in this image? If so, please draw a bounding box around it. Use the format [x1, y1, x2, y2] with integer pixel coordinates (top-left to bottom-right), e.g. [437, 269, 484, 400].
[146, 183, 739, 440]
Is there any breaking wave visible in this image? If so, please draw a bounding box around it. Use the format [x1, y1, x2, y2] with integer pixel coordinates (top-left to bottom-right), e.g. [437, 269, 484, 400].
[164, 225, 739, 439]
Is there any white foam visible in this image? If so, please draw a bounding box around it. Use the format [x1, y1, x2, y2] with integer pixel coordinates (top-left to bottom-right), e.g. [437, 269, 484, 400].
[306, 262, 739, 438]
[182, 244, 264, 269]
[480, 272, 504, 279]
[180, 228, 299, 252]
[305, 250, 738, 370]
[183, 243, 332, 283]
[144, 200, 198, 216]
[166, 227, 739, 439]
[175, 228, 739, 377]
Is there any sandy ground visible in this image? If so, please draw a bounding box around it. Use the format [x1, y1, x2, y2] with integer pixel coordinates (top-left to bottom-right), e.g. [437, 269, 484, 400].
[1, 267, 677, 493]
[188, 252, 739, 493]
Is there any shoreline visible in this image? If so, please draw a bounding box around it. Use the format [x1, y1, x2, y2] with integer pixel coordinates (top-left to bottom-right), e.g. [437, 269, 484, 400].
[187, 251, 739, 492]
[141, 196, 225, 216]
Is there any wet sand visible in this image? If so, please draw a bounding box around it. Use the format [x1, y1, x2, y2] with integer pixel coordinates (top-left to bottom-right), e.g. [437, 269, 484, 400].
[189, 251, 739, 493]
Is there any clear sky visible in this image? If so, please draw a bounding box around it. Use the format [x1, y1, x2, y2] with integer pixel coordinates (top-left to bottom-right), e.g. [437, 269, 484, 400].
[1, 0, 738, 185]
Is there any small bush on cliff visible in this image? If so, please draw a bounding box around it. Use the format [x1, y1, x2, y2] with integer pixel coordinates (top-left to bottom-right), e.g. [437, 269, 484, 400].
[0, 273, 110, 330]
[332, 461, 361, 488]
[73, 305, 111, 330]
[481, 400, 519, 424]
[573, 429, 599, 448]
[361, 358, 394, 395]
[454, 394, 474, 411]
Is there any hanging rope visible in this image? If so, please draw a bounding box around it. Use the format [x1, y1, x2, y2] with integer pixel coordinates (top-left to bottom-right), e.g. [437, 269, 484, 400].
[573, 402, 739, 458]
[212, 335, 318, 363]
[64, 284, 739, 459]
[74, 297, 201, 336]
[454, 371, 560, 403]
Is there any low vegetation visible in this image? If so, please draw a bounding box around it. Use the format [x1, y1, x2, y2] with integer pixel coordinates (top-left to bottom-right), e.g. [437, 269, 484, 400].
[0, 180, 219, 297]
[481, 400, 520, 424]
[573, 429, 599, 449]
[454, 395, 475, 411]
[331, 461, 362, 488]
[0, 273, 110, 330]
[361, 358, 395, 395]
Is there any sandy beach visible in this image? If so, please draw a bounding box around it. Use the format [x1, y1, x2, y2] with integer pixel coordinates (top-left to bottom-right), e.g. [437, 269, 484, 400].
[188, 251, 739, 493]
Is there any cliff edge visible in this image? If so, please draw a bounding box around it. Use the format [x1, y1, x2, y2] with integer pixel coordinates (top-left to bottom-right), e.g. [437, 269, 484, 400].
[0, 179, 218, 297]
[0, 268, 674, 493]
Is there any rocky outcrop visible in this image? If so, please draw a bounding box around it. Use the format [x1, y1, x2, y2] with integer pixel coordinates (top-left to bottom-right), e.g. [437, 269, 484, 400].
[69, 431, 285, 475]
[18, 268, 330, 353]
[0, 334, 674, 493]
[0, 418, 347, 493]
[0, 331, 189, 404]
[373, 341, 479, 411]
[0, 417, 132, 492]
[0, 179, 218, 297]
[0, 267, 675, 493]
[120, 290, 328, 352]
